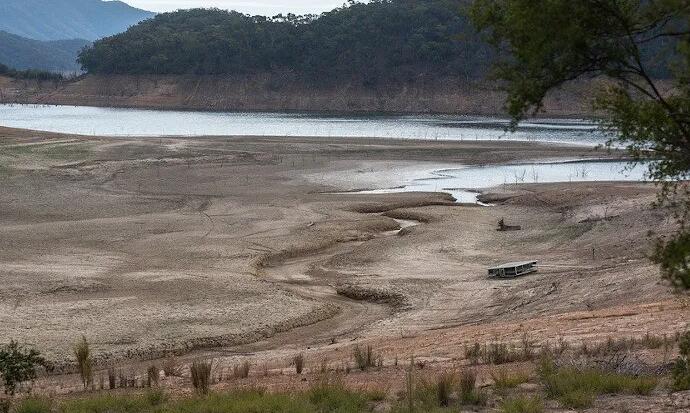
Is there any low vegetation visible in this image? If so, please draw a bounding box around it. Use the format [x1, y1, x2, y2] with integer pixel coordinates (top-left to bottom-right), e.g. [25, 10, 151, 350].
[492, 368, 530, 391]
[11, 384, 378, 413]
[499, 395, 544, 413]
[538, 357, 657, 409]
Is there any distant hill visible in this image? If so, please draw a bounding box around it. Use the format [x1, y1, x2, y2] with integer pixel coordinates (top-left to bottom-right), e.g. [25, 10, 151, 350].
[78, 2, 494, 85]
[0, 0, 155, 41]
[0, 31, 89, 72]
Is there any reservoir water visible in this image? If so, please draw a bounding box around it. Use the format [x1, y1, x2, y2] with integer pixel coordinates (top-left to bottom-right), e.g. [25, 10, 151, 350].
[0, 104, 605, 146]
[1, 104, 649, 202]
[353, 160, 649, 203]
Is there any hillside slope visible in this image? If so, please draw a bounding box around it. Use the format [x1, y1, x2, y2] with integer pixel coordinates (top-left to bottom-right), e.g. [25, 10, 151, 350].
[0, 31, 89, 72]
[79, 2, 493, 85]
[0, 0, 154, 41]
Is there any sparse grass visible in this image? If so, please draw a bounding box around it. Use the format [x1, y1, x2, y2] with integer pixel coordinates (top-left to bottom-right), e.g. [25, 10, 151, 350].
[539, 357, 658, 409]
[435, 373, 454, 407]
[464, 343, 482, 365]
[14, 398, 51, 413]
[308, 378, 370, 412]
[464, 339, 536, 365]
[190, 360, 213, 394]
[2, 143, 91, 162]
[73, 336, 93, 390]
[492, 368, 530, 391]
[56, 385, 378, 413]
[500, 395, 544, 413]
[576, 333, 677, 357]
[458, 369, 487, 406]
[59, 393, 152, 413]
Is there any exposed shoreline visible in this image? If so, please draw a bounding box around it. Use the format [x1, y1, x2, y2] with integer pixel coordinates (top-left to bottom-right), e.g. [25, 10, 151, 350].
[0, 74, 598, 117]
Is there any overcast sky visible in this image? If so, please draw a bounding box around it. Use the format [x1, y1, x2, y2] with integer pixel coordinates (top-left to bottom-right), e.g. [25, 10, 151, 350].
[121, 0, 351, 16]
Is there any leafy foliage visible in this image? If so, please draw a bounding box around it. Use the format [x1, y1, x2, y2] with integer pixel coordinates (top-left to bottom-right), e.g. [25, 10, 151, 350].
[78, 1, 494, 86]
[0, 341, 46, 395]
[471, 0, 690, 288]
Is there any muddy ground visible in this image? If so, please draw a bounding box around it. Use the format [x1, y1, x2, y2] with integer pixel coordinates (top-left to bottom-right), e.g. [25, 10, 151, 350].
[0, 126, 687, 409]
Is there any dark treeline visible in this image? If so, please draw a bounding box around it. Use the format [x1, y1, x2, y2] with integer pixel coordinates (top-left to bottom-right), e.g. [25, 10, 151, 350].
[78, 0, 494, 86]
[0, 63, 66, 81]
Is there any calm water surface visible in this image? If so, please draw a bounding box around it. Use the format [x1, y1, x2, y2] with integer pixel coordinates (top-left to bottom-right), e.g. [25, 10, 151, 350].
[0, 104, 606, 145]
[357, 160, 649, 203]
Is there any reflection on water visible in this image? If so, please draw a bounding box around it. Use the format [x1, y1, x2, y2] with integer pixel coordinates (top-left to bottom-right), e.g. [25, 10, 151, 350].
[0, 104, 605, 145]
[357, 160, 648, 203]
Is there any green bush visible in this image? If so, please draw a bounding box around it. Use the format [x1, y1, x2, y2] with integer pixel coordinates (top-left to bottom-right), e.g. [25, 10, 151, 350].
[0, 341, 46, 395]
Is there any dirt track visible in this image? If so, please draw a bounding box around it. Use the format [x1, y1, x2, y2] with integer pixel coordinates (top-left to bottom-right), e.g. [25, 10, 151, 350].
[0, 126, 686, 396]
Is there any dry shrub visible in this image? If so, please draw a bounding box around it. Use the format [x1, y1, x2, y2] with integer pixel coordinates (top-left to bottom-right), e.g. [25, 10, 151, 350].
[73, 336, 93, 390]
[107, 368, 116, 390]
[293, 353, 305, 375]
[233, 361, 251, 379]
[190, 360, 213, 394]
[147, 365, 159, 387]
[353, 345, 376, 371]
[162, 355, 182, 377]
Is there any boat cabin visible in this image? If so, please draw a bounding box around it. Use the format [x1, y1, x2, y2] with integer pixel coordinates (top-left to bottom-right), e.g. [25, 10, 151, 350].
[488, 260, 538, 278]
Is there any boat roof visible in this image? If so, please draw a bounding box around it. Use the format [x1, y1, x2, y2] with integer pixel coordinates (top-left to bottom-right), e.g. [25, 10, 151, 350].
[488, 261, 538, 270]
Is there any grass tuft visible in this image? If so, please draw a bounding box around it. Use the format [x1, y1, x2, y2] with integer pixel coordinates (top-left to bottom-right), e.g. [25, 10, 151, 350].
[500, 395, 544, 413]
[492, 368, 530, 391]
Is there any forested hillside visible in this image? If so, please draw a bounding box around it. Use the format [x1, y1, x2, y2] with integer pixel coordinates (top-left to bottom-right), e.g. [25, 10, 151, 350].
[0, 31, 89, 72]
[0, 0, 154, 41]
[78, 0, 494, 86]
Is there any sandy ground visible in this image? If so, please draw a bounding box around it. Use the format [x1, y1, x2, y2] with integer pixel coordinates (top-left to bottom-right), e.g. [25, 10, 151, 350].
[0, 126, 688, 408]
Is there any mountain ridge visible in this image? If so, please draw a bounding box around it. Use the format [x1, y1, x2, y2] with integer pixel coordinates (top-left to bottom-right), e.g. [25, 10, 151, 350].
[0, 0, 155, 41]
[0, 31, 89, 72]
